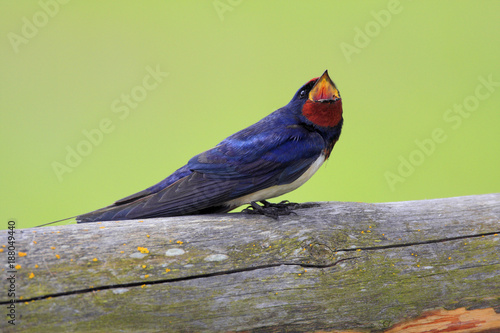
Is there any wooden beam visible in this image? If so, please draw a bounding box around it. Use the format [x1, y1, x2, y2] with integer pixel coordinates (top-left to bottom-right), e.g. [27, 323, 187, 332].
[1, 193, 499, 332]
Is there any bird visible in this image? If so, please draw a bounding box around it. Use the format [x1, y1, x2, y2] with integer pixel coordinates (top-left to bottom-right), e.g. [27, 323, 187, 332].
[76, 70, 343, 222]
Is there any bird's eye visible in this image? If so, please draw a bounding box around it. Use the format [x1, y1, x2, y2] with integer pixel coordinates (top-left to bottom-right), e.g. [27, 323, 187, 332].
[299, 90, 307, 99]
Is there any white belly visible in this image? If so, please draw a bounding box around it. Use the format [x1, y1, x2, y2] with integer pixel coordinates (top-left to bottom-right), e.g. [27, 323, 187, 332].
[225, 154, 326, 207]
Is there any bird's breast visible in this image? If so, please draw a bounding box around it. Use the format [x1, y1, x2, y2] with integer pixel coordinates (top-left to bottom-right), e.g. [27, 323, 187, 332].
[225, 154, 326, 207]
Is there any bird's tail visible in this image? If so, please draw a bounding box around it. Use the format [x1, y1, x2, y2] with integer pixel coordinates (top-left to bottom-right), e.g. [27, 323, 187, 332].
[75, 204, 131, 223]
[33, 203, 121, 227]
[34, 215, 79, 228]
[33, 202, 122, 227]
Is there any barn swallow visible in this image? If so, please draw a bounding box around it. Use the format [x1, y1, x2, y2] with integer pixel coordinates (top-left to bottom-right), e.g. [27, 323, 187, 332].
[77, 70, 343, 222]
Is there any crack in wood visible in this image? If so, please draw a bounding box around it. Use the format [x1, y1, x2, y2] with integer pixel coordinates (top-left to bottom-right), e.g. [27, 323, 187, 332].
[337, 231, 499, 252]
[1, 258, 358, 305]
[3, 231, 497, 305]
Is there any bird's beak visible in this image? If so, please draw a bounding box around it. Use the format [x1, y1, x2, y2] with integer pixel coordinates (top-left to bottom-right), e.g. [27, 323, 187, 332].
[308, 70, 340, 102]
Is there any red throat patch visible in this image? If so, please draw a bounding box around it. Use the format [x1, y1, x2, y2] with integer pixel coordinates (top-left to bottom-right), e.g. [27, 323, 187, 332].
[302, 99, 343, 127]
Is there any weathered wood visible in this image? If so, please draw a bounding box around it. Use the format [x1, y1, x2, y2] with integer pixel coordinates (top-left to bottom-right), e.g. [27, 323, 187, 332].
[1, 193, 499, 332]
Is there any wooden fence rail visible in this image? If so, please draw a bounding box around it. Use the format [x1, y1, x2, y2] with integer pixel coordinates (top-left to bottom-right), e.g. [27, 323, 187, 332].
[1, 193, 499, 332]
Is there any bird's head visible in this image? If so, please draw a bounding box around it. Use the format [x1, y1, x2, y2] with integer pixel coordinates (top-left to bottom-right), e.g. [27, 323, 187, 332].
[289, 70, 342, 128]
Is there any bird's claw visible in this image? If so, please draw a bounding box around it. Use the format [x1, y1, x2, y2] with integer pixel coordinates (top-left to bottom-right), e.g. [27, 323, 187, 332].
[242, 200, 319, 219]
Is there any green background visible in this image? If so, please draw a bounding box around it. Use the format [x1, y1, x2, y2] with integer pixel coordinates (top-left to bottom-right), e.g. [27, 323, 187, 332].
[1, 1, 499, 229]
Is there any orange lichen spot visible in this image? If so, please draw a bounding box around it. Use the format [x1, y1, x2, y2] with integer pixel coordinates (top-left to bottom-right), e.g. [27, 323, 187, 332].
[99, 226, 105, 229]
[25, 302, 29, 305]
[417, 264, 420, 267]
[28, 272, 35, 279]
[33, 241, 37, 244]
[417, 229, 421, 231]
[50, 246, 56, 250]
[55, 254, 60, 259]
[268, 246, 272, 249]
[298, 273, 301, 276]
[92, 258, 98, 262]
[139, 220, 144, 223]
[120, 251, 124, 254]
[15, 265, 21, 270]
[0, 249, 3, 253]
[304, 269, 307, 273]
[70, 259, 73, 262]
[142, 265, 147, 269]
[275, 292, 278, 295]
[19, 252, 27, 257]
[382, 233, 385, 236]
[356, 249, 361, 252]
[367, 230, 371, 233]
[165, 268, 171, 273]
[361, 231, 364, 234]
[176, 241, 184, 245]
[138, 246, 149, 254]
[35, 264, 39, 268]
[369, 225, 372, 228]
[448, 257, 452, 260]
[141, 284, 146, 288]
[144, 274, 150, 278]
[146, 235, 150, 238]
[123, 243, 126, 246]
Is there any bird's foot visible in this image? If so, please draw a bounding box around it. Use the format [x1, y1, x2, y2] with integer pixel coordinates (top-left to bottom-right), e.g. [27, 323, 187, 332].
[242, 200, 319, 219]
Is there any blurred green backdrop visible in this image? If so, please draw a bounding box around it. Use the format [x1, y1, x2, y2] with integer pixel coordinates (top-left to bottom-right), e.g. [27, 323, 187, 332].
[1, 1, 499, 229]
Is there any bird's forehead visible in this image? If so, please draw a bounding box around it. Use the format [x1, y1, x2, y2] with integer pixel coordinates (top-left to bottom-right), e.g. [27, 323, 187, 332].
[306, 77, 320, 86]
